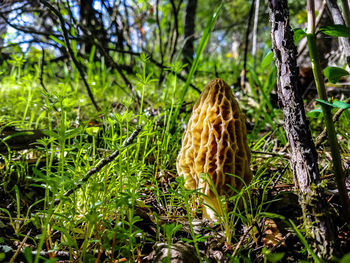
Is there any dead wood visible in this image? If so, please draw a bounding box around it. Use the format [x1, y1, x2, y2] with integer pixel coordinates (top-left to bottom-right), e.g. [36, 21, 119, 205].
[268, 0, 338, 258]
[0, 126, 45, 153]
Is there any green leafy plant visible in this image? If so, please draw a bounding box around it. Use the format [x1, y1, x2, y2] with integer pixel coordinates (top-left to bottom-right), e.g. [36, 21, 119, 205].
[305, 0, 350, 222]
[262, 247, 285, 263]
[323, 67, 350, 84]
[318, 25, 350, 37]
[289, 220, 322, 263]
[172, 2, 223, 129]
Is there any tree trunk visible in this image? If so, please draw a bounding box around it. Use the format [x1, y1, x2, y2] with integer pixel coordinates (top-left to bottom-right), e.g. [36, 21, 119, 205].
[268, 0, 337, 259]
[182, 0, 197, 72]
[77, 0, 108, 55]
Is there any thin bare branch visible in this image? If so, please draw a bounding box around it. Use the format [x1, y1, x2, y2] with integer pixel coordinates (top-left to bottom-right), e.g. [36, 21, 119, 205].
[39, 0, 101, 111]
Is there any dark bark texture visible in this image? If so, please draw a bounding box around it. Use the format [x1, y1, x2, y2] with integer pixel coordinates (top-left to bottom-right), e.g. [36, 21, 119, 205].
[268, 0, 337, 258]
[182, 0, 197, 72]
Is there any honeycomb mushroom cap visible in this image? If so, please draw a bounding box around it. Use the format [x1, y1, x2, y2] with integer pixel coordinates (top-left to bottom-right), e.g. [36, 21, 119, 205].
[176, 78, 252, 200]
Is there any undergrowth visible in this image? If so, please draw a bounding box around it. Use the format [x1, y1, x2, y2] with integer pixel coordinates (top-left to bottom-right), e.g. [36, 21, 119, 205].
[0, 47, 349, 262]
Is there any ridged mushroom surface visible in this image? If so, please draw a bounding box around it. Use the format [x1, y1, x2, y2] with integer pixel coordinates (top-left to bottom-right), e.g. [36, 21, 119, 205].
[176, 78, 252, 220]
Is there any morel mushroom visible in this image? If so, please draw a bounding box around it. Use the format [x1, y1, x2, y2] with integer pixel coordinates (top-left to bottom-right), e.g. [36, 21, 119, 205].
[176, 78, 252, 221]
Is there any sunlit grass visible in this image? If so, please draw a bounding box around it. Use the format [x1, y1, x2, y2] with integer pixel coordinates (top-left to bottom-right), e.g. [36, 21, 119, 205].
[0, 31, 348, 263]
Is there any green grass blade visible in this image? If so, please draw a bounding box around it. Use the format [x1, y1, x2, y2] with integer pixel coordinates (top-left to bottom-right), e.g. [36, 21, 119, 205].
[172, 2, 222, 128]
[289, 219, 322, 263]
[180, 2, 222, 102]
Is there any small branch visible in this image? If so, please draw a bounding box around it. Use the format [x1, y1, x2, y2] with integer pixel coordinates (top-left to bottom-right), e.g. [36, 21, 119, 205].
[156, 0, 165, 85]
[61, 125, 142, 199]
[251, 150, 290, 158]
[39, 0, 100, 111]
[0, 12, 60, 38]
[307, 0, 316, 34]
[94, 47, 201, 94]
[241, 0, 255, 88]
[10, 230, 31, 263]
[231, 224, 254, 258]
[156, 0, 164, 63]
[168, 0, 181, 62]
[270, 165, 289, 191]
[91, 39, 140, 103]
[145, 55, 201, 94]
[107, 48, 200, 93]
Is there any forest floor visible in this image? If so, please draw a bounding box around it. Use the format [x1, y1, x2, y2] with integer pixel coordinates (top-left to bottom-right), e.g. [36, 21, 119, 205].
[0, 115, 349, 262]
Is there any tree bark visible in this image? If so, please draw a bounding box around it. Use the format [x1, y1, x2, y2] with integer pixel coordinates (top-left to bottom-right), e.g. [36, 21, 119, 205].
[268, 0, 337, 258]
[77, 0, 108, 55]
[182, 0, 197, 72]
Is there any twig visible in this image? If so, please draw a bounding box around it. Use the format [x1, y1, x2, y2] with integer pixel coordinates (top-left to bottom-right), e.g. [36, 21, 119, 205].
[0, 12, 60, 38]
[10, 230, 31, 263]
[241, 0, 255, 88]
[168, 0, 181, 62]
[231, 224, 254, 258]
[315, 98, 350, 148]
[104, 47, 201, 94]
[270, 165, 289, 191]
[255, 232, 292, 262]
[91, 39, 140, 103]
[156, 0, 164, 63]
[156, 0, 166, 85]
[60, 125, 142, 199]
[39, 0, 100, 111]
[39, 49, 58, 112]
[251, 150, 290, 158]
[146, 55, 201, 94]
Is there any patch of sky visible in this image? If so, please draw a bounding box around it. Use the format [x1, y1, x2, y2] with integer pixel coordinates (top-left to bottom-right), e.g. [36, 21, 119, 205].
[3, 0, 156, 54]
